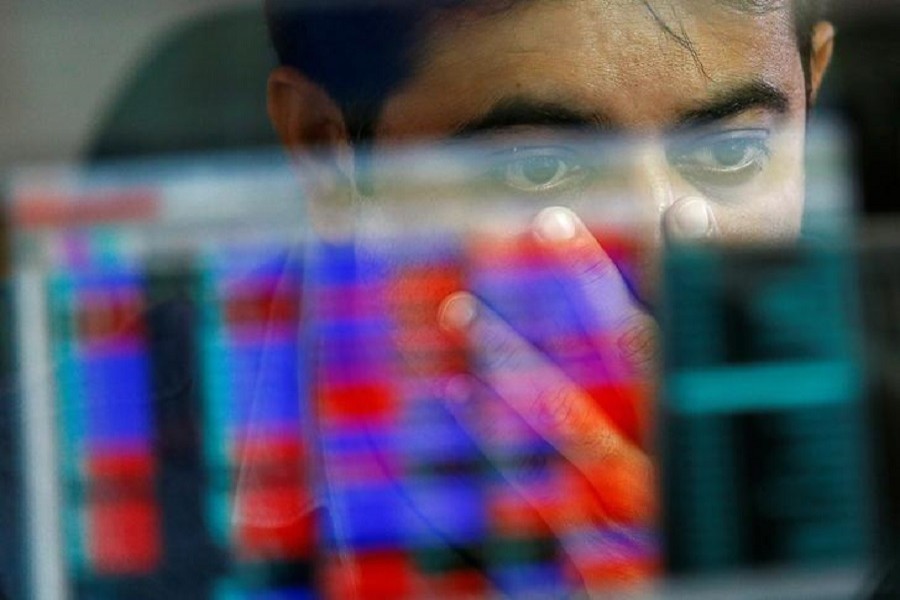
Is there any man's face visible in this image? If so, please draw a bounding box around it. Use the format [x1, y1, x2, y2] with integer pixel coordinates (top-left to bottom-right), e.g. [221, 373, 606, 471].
[271, 0, 832, 301]
[365, 1, 812, 293]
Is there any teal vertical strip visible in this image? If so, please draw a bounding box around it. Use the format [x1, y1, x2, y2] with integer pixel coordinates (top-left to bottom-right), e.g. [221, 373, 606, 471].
[47, 273, 90, 573]
[676, 418, 743, 570]
[662, 247, 725, 369]
[205, 490, 233, 549]
[198, 257, 233, 547]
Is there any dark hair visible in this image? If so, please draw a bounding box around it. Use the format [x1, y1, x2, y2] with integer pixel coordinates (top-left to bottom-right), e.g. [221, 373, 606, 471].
[266, 0, 828, 141]
[266, 2, 431, 142]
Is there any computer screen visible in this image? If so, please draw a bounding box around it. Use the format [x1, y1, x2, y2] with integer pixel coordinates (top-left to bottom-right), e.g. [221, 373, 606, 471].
[5, 1, 900, 599]
[4, 120, 878, 599]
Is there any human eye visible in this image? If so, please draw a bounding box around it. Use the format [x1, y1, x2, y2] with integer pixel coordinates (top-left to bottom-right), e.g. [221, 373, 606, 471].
[486, 146, 589, 195]
[668, 129, 771, 189]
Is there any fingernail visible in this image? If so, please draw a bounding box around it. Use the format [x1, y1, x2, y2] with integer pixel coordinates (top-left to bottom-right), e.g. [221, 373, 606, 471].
[534, 206, 578, 242]
[439, 292, 477, 332]
[669, 197, 713, 239]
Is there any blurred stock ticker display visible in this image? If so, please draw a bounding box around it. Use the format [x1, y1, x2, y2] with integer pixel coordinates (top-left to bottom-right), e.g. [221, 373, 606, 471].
[4, 124, 882, 599]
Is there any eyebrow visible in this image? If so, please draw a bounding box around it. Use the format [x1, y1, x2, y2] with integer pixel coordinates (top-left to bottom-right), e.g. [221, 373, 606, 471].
[449, 80, 790, 138]
[451, 99, 611, 138]
[674, 80, 791, 129]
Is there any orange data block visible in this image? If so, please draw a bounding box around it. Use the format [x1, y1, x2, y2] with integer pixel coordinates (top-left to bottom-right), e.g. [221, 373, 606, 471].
[231, 437, 304, 468]
[584, 381, 648, 449]
[87, 452, 155, 481]
[77, 295, 146, 346]
[424, 569, 489, 598]
[230, 438, 314, 561]
[577, 548, 661, 590]
[585, 227, 640, 261]
[324, 552, 417, 600]
[235, 486, 317, 561]
[389, 266, 464, 304]
[225, 288, 300, 328]
[89, 493, 161, 575]
[488, 492, 554, 538]
[467, 227, 640, 271]
[466, 231, 548, 265]
[13, 189, 158, 229]
[390, 331, 466, 379]
[319, 383, 397, 424]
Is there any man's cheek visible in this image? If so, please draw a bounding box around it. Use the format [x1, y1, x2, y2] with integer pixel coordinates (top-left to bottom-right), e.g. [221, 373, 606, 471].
[713, 194, 803, 242]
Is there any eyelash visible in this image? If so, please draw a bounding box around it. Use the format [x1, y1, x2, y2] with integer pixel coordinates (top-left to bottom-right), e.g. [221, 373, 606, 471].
[480, 129, 772, 198]
[667, 129, 772, 188]
[486, 146, 589, 195]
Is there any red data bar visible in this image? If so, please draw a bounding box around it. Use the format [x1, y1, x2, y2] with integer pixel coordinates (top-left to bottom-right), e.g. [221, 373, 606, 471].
[86, 459, 161, 575]
[224, 289, 300, 328]
[13, 189, 159, 228]
[77, 297, 146, 345]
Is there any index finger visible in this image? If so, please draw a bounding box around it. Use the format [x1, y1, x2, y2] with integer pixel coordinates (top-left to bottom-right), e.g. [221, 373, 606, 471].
[533, 206, 658, 375]
[439, 292, 655, 525]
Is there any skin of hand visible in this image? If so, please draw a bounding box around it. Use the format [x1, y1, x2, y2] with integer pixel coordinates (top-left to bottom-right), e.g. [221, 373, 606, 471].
[438, 203, 717, 586]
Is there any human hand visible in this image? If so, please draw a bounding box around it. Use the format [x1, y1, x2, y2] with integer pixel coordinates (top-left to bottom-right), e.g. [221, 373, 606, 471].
[438, 201, 717, 591]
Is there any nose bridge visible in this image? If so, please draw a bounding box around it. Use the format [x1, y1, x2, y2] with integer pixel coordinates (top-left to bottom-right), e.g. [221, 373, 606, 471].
[627, 139, 674, 219]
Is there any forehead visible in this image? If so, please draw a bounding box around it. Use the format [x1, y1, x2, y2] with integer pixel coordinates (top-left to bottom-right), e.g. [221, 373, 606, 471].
[377, 0, 805, 138]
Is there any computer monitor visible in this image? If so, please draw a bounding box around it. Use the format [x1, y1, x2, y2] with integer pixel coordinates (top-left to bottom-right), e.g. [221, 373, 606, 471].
[3, 118, 879, 599]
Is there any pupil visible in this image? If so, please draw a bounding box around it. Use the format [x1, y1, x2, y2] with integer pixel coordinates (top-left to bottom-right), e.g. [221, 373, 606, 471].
[523, 156, 561, 184]
[712, 141, 748, 167]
